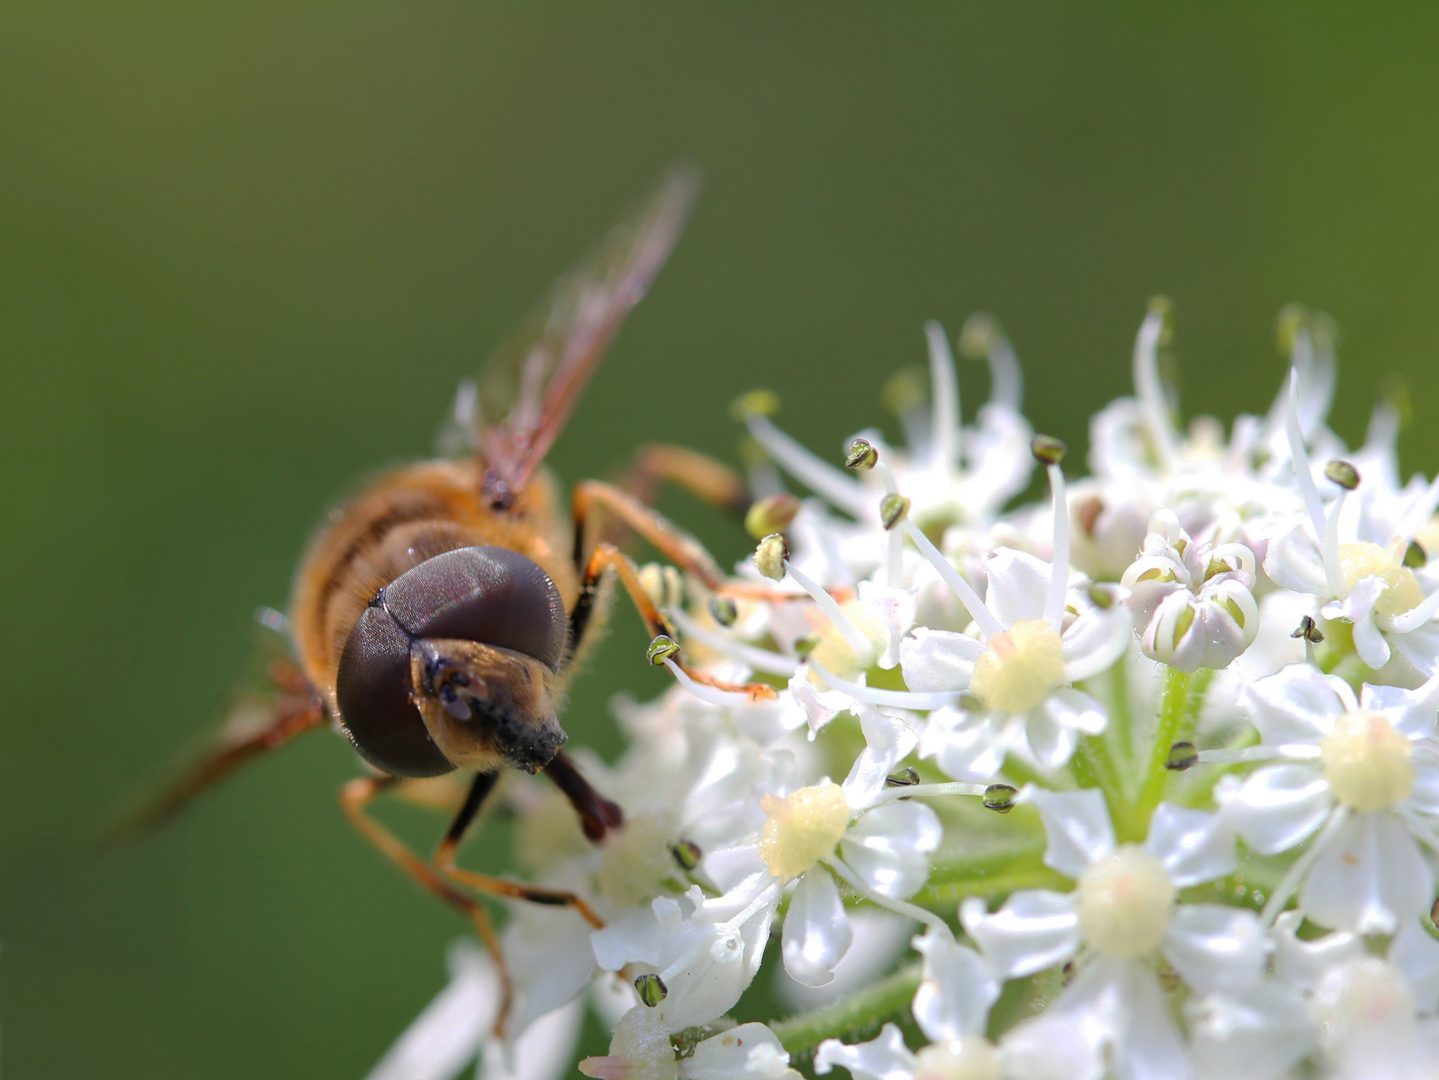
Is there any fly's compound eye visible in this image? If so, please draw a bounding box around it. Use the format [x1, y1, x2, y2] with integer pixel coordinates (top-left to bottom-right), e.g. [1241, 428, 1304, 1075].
[336, 546, 569, 777]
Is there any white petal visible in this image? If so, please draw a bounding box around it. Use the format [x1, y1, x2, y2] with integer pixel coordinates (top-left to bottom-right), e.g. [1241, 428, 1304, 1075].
[1145, 803, 1235, 888]
[365, 941, 497, 1080]
[841, 708, 918, 809]
[960, 891, 1080, 980]
[911, 927, 998, 1042]
[899, 627, 981, 693]
[1348, 579, 1393, 671]
[775, 911, 913, 1012]
[999, 1009, 1108, 1080]
[1408, 763, 1439, 817]
[1240, 664, 1347, 747]
[1186, 984, 1314, 1080]
[813, 1024, 914, 1080]
[591, 905, 664, 972]
[1361, 677, 1439, 742]
[1269, 911, 1363, 991]
[683, 1023, 799, 1080]
[1263, 524, 1329, 596]
[840, 801, 942, 899]
[502, 907, 597, 1035]
[1041, 687, 1108, 735]
[480, 1000, 583, 1080]
[1024, 701, 1078, 771]
[922, 707, 1008, 781]
[782, 870, 853, 988]
[1392, 918, 1439, 1007]
[1061, 603, 1133, 682]
[1220, 763, 1332, 855]
[1162, 904, 1269, 995]
[1300, 812, 1434, 934]
[984, 548, 1051, 625]
[1025, 786, 1115, 878]
[1078, 960, 1191, 1080]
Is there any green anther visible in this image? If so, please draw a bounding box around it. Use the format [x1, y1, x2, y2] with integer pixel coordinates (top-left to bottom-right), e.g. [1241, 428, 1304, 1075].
[983, 783, 1017, 813]
[745, 493, 800, 539]
[647, 635, 681, 666]
[754, 534, 788, 581]
[671, 839, 702, 872]
[880, 493, 911, 531]
[1275, 303, 1307, 356]
[881, 368, 927, 416]
[959, 691, 984, 711]
[730, 390, 780, 423]
[885, 767, 920, 788]
[794, 635, 820, 660]
[1148, 295, 1175, 345]
[1166, 741, 1199, 771]
[709, 597, 739, 628]
[845, 438, 879, 471]
[1088, 584, 1115, 610]
[1324, 459, 1360, 491]
[959, 313, 1002, 360]
[635, 973, 668, 1007]
[1406, 541, 1428, 569]
[1030, 434, 1067, 466]
[1291, 615, 1324, 644]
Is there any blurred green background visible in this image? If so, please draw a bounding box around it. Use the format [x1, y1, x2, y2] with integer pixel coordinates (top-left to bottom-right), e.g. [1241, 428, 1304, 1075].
[4, 4, 1439, 1076]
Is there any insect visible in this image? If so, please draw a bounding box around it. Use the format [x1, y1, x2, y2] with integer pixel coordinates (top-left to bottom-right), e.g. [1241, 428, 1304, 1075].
[121, 166, 773, 1027]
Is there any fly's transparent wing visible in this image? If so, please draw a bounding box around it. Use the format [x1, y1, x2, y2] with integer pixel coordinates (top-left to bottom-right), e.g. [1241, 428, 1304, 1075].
[460, 164, 701, 507]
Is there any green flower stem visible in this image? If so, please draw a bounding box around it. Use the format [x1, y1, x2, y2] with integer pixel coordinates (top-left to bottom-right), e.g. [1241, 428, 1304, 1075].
[1106, 656, 1135, 774]
[771, 963, 921, 1058]
[1071, 731, 1125, 817]
[1121, 667, 1213, 840]
[912, 863, 1071, 908]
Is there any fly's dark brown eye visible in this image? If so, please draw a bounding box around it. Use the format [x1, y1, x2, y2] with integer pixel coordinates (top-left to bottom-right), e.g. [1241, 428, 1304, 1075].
[381, 547, 568, 669]
[334, 547, 567, 778]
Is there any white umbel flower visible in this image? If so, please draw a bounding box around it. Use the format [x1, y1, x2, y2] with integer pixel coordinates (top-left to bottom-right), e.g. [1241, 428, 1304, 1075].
[1217, 663, 1439, 933]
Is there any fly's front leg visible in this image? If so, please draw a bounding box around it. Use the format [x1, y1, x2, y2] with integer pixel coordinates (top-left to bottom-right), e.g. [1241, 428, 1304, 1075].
[432, 775, 607, 930]
[570, 540, 777, 702]
[572, 479, 727, 590]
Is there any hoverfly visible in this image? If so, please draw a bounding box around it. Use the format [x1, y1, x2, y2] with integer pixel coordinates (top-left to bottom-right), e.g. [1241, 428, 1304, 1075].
[123, 166, 772, 1027]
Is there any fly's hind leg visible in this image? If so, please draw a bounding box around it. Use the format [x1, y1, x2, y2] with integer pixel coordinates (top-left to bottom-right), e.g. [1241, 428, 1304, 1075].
[111, 660, 327, 840]
[340, 774, 515, 1033]
[619, 444, 751, 517]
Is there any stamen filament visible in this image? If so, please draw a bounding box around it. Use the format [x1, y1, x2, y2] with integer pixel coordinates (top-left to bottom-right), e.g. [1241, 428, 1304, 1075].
[870, 781, 987, 805]
[667, 607, 798, 676]
[984, 333, 1023, 411]
[746, 415, 870, 516]
[1390, 586, 1439, 633]
[662, 658, 762, 707]
[925, 320, 961, 473]
[824, 855, 954, 940]
[1285, 368, 1328, 538]
[876, 461, 905, 587]
[1133, 307, 1175, 470]
[1045, 462, 1070, 630]
[807, 659, 957, 710]
[899, 519, 1004, 638]
[1395, 471, 1439, 546]
[1195, 744, 1313, 765]
[784, 561, 876, 662]
[1322, 487, 1350, 600]
[1261, 807, 1347, 926]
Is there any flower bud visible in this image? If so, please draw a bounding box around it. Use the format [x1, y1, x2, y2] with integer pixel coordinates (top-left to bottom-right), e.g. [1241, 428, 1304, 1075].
[744, 493, 800, 539]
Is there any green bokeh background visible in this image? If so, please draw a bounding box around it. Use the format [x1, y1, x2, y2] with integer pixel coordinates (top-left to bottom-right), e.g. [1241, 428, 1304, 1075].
[4, 5, 1439, 1076]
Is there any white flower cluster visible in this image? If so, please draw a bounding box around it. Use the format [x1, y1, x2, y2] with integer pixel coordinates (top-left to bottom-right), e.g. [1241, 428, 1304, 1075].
[367, 302, 1439, 1080]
